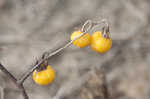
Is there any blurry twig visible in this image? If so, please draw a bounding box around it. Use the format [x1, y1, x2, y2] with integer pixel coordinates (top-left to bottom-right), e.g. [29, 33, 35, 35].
[0, 87, 4, 99]
[0, 63, 29, 99]
[80, 68, 109, 99]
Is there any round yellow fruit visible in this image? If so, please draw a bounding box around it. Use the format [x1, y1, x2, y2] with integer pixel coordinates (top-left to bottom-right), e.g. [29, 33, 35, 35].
[71, 30, 91, 48]
[91, 31, 112, 53]
[33, 65, 55, 85]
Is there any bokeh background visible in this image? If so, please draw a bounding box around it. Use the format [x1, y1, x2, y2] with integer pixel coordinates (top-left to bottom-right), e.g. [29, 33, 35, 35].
[0, 0, 150, 99]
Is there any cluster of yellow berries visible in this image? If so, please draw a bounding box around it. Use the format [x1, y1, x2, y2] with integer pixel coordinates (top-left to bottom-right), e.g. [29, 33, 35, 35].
[71, 30, 112, 53]
[32, 28, 112, 86]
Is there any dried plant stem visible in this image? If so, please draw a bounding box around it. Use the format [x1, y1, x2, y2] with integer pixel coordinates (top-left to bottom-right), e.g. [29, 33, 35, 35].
[18, 28, 88, 84]
[80, 68, 109, 99]
[0, 63, 29, 99]
[18, 20, 94, 84]
[0, 87, 4, 99]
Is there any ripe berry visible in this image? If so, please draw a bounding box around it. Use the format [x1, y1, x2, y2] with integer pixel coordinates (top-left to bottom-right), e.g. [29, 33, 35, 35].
[71, 30, 91, 48]
[91, 31, 112, 53]
[33, 65, 55, 85]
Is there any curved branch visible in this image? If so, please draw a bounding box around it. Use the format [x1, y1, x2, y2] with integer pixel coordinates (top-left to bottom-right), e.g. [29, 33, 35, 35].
[18, 19, 95, 84]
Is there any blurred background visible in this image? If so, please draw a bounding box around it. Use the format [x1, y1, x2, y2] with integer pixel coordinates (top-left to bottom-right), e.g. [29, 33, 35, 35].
[0, 0, 150, 99]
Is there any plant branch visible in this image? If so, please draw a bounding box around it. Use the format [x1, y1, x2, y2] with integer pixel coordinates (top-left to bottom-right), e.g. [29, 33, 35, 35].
[18, 27, 89, 84]
[18, 19, 96, 84]
[0, 87, 4, 99]
[19, 84, 29, 99]
[0, 63, 17, 83]
[0, 63, 29, 99]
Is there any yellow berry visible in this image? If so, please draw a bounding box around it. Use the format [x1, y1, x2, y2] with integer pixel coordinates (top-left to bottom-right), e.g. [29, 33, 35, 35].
[91, 31, 112, 53]
[71, 30, 91, 48]
[33, 65, 55, 85]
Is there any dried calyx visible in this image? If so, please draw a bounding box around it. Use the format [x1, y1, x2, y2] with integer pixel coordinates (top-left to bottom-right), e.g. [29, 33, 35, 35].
[102, 25, 110, 38]
[36, 60, 48, 72]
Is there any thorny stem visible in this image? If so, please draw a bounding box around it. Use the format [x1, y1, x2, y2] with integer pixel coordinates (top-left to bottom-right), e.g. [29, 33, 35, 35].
[0, 63, 29, 99]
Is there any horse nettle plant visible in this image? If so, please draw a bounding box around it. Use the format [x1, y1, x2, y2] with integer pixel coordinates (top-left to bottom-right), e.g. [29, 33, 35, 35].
[0, 19, 111, 99]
